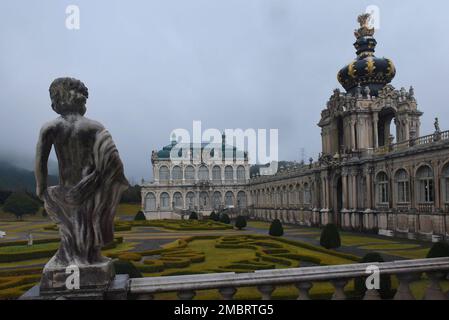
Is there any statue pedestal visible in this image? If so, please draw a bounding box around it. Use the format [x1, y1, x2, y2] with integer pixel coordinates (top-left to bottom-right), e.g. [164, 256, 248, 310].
[40, 258, 114, 292]
[20, 260, 129, 300]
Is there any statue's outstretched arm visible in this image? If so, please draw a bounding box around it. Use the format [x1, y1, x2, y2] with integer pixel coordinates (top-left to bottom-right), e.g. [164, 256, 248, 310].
[35, 126, 53, 200]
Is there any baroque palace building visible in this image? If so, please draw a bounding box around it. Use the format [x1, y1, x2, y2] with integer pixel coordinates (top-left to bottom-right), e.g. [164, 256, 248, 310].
[142, 14, 449, 241]
[141, 133, 250, 219]
[249, 14, 449, 242]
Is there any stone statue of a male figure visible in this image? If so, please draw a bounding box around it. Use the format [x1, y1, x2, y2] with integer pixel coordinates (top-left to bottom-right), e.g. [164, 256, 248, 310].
[35, 78, 128, 293]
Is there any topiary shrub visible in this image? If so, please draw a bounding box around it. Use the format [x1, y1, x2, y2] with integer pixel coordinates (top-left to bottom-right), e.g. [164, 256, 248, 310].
[113, 259, 142, 278]
[134, 211, 146, 221]
[189, 211, 198, 220]
[41, 209, 48, 218]
[219, 213, 230, 224]
[320, 223, 341, 249]
[354, 252, 393, 299]
[235, 215, 247, 230]
[209, 211, 219, 221]
[427, 241, 449, 258]
[269, 219, 284, 237]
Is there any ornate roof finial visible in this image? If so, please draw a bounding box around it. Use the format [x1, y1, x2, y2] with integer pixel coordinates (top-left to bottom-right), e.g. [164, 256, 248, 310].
[354, 13, 375, 39]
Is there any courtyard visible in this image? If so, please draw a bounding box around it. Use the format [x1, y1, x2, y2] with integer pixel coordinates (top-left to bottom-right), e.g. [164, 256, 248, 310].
[0, 204, 446, 300]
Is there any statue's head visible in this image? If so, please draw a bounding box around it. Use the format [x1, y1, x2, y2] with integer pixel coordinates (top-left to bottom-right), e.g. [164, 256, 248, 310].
[49, 77, 89, 116]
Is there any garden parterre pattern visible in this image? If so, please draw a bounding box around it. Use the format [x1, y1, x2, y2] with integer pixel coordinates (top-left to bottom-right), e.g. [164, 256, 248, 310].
[0, 209, 439, 299]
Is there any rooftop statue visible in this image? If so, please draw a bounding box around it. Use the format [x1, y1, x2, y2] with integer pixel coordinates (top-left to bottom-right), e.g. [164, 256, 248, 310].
[354, 13, 375, 38]
[35, 77, 128, 294]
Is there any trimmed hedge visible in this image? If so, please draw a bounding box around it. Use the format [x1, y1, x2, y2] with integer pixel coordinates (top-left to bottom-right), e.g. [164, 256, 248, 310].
[0, 238, 60, 248]
[117, 252, 141, 262]
[189, 212, 199, 220]
[320, 223, 341, 249]
[269, 219, 284, 237]
[209, 211, 219, 221]
[219, 213, 231, 224]
[134, 211, 146, 221]
[113, 259, 142, 278]
[235, 216, 247, 230]
[427, 241, 449, 258]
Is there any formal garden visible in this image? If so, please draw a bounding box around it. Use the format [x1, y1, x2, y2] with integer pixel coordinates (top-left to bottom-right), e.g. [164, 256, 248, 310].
[0, 198, 449, 300]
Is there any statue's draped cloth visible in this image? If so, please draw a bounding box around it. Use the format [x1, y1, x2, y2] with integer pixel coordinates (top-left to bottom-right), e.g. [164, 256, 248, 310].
[44, 130, 128, 267]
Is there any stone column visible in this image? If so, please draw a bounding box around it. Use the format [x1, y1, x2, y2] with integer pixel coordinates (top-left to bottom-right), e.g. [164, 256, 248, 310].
[342, 174, 349, 210]
[373, 112, 379, 149]
[366, 168, 373, 209]
[352, 174, 357, 209]
[434, 161, 440, 211]
[321, 177, 326, 209]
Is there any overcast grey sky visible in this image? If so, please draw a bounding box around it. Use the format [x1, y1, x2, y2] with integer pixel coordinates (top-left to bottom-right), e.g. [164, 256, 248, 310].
[1, 0, 448, 182]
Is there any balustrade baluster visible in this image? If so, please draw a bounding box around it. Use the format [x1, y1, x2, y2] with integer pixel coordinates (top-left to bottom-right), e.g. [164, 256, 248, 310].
[295, 282, 313, 300]
[424, 271, 448, 300]
[219, 287, 237, 300]
[258, 285, 275, 300]
[331, 279, 348, 300]
[363, 289, 381, 300]
[177, 290, 196, 300]
[394, 273, 418, 300]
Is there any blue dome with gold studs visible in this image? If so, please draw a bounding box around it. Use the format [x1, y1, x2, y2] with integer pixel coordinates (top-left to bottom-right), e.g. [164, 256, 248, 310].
[337, 14, 396, 96]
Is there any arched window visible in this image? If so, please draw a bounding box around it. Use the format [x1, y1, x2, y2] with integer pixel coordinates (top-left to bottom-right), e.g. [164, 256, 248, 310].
[172, 166, 183, 182]
[237, 166, 246, 182]
[376, 172, 389, 204]
[160, 192, 170, 209]
[442, 165, 449, 204]
[213, 192, 222, 209]
[199, 192, 209, 209]
[225, 191, 235, 207]
[185, 166, 195, 183]
[144, 193, 156, 211]
[199, 165, 209, 181]
[159, 166, 169, 182]
[186, 192, 195, 209]
[237, 191, 247, 208]
[303, 183, 311, 205]
[416, 166, 434, 203]
[212, 166, 221, 182]
[173, 192, 183, 209]
[395, 169, 409, 203]
[225, 166, 234, 181]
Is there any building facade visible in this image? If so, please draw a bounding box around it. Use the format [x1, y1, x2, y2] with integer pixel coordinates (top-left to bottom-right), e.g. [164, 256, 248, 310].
[142, 14, 449, 241]
[141, 133, 250, 219]
[249, 14, 449, 242]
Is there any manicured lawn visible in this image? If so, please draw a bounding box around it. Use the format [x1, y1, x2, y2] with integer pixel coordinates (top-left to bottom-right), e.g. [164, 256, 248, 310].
[339, 235, 398, 246]
[359, 244, 422, 251]
[382, 248, 430, 260]
[0, 243, 59, 254]
[247, 221, 272, 229]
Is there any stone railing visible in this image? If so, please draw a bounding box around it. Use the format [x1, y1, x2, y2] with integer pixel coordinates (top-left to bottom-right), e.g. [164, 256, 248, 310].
[129, 258, 449, 300]
[417, 203, 435, 213]
[374, 130, 449, 155]
[376, 203, 390, 211]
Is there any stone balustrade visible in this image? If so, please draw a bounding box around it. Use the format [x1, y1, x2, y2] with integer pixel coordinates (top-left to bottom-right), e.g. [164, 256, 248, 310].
[374, 130, 449, 155]
[129, 257, 449, 300]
